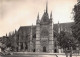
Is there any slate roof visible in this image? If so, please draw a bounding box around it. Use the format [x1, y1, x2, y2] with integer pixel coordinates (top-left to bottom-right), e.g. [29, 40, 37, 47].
[54, 22, 74, 33]
[40, 12, 50, 25]
[18, 26, 36, 39]
[18, 22, 74, 36]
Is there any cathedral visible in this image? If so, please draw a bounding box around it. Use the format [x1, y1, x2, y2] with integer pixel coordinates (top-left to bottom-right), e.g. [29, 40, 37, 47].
[16, 3, 54, 53]
[4, 2, 73, 53]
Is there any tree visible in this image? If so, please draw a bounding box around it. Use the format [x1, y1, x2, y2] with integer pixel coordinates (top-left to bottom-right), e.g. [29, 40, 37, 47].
[72, 1, 80, 46]
[1, 36, 11, 52]
[57, 31, 76, 57]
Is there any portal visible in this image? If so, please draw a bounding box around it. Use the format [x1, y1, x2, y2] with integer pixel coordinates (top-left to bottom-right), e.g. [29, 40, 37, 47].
[43, 46, 46, 52]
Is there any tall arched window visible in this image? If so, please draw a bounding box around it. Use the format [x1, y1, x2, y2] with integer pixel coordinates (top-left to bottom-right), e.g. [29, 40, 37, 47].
[41, 29, 49, 37]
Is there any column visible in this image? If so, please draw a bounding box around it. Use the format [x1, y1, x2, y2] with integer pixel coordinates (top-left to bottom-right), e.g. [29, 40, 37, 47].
[36, 24, 41, 52]
[29, 25, 33, 52]
[49, 22, 54, 53]
[23, 42, 26, 51]
[18, 42, 21, 52]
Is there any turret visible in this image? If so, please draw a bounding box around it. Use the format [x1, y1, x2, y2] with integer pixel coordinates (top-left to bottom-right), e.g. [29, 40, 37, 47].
[9, 32, 11, 36]
[30, 24, 33, 40]
[58, 21, 60, 33]
[6, 33, 7, 37]
[15, 29, 17, 33]
[50, 11, 52, 19]
[36, 13, 40, 52]
[49, 11, 53, 24]
[36, 13, 40, 24]
[46, 1, 48, 13]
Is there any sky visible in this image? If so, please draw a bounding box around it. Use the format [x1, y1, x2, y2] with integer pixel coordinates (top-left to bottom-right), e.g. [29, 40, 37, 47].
[0, 0, 77, 37]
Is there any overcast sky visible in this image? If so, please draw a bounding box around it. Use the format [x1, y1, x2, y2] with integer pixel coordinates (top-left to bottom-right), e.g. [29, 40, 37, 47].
[0, 0, 77, 37]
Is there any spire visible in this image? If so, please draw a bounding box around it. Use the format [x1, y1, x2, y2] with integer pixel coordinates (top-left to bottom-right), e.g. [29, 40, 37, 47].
[46, 0, 48, 13]
[9, 32, 11, 36]
[37, 13, 40, 24]
[6, 33, 7, 37]
[31, 24, 33, 32]
[15, 29, 17, 34]
[50, 11, 52, 19]
[58, 21, 60, 33]
[30, 24, 33, 40]
[37, 12, 39, 19]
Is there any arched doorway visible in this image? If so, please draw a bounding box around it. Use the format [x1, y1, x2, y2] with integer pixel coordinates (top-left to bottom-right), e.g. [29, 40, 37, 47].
[33, 49, 35, 52]
[43, 46, 46, 52]
[54, 49, 57, 53]
[21, 43, 23, 50]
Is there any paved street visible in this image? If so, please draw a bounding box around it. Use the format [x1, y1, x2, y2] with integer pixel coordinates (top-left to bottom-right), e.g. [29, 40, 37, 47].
[0, 55, 80, 57]
[0, 52, 80, 57]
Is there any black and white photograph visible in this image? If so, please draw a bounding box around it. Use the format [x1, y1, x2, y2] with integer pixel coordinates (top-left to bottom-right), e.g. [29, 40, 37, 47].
[0, 0, 80, 57]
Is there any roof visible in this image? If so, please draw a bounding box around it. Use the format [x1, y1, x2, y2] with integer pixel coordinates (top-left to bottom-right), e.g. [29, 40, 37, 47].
[54, 22, 74, 33]
[18, 22, 74, 35]
[18, 26, 31, 31]
[40, 12, 50, 24]
[18, 25, 36, 38]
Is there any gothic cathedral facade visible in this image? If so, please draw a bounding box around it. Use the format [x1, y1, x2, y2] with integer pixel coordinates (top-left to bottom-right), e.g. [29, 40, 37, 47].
[36, 4, 54, 52]
[6, 2, 73, 53]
